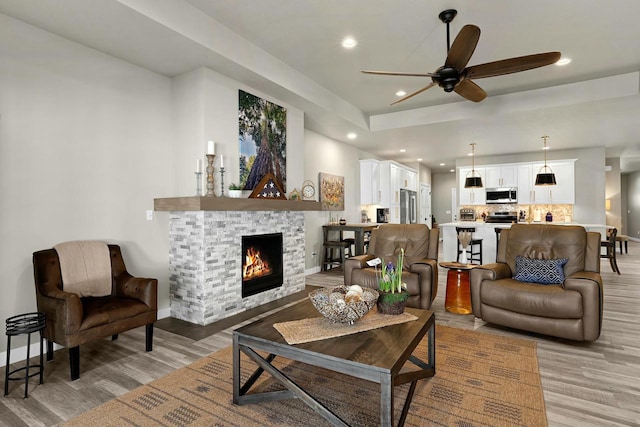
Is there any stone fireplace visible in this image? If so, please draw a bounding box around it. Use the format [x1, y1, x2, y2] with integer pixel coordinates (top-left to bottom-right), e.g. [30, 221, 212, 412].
[167, 209, 306, 325]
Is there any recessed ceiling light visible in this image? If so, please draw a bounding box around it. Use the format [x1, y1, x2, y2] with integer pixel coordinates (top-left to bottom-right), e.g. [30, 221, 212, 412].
[347, 132, 357, 140]
[341, 37, 357, 49]
[396, 90, 407, 97]
[400, 149, 406, 153]
[467, 152, 474, 156]
[556, 58, 571, 66]
[439, 163, 445, 166]
[450, 169, 455, 173]
[417, 158, 423, 161]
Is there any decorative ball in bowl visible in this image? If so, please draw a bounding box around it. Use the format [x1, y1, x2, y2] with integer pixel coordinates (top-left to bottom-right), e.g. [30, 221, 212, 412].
[309, 285, 379, 324]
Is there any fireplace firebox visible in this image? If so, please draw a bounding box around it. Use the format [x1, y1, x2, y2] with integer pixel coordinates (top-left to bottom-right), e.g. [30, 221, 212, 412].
[241, 233, 283, 298]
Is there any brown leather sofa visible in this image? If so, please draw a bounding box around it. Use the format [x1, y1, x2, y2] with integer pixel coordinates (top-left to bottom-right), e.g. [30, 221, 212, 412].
[344, 224, 439, 310]
[470, 224, 603, 341]
[33, 245, 157, 380]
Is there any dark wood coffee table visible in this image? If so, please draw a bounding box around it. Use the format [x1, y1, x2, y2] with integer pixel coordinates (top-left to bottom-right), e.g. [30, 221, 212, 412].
[232, 298, 435, 427]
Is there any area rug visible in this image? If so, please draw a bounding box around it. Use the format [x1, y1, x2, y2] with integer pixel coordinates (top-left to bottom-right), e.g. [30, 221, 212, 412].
[64, 325, 547, 426]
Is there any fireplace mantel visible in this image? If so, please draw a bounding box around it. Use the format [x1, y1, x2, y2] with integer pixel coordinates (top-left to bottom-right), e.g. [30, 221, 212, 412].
[154, 196, 322, 212]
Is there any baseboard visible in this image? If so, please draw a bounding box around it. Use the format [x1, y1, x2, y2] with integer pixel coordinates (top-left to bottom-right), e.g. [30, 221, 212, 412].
[0, 341, 61, 368]
[1, 309, 173, 368]
[305, 266, 321, 275]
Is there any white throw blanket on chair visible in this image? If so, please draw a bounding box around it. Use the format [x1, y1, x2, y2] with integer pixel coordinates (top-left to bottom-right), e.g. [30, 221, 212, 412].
[54, 241, 112, 297]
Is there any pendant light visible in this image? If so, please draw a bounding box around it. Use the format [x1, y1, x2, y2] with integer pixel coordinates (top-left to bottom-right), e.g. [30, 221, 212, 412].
[464, 143, 483, 188]
[535, 136, 557, 186]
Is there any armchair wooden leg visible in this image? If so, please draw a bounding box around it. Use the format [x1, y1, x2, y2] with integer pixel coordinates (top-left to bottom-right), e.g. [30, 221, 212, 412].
[47, 340, 54, 361]
[112, 334, 118, 341]
[145, 323, 154, 352]
[69, 346, 80, 381]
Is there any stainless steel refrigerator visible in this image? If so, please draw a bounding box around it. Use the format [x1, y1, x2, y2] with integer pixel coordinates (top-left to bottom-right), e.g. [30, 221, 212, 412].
[400, 189, 417, 224]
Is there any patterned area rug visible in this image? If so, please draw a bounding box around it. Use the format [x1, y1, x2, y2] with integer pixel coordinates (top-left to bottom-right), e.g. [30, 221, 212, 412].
[64, 325, 546, 426]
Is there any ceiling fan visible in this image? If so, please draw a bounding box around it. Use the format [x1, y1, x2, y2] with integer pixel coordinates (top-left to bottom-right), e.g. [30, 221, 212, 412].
[361, 9, 561, 104]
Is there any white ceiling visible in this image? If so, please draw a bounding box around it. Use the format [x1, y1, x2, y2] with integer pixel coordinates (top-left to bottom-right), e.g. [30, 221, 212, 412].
[2, 0, 640, 172]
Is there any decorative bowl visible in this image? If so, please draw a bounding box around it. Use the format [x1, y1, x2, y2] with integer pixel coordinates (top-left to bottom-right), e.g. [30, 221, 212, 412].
[309, 285, 379, 324]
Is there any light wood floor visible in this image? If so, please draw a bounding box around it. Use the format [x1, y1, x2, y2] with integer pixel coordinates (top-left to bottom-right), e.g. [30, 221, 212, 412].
[1, 242, 638, 426]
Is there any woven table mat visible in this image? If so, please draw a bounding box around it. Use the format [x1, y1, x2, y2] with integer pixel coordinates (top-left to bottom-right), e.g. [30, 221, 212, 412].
[273, 309, 418, 345]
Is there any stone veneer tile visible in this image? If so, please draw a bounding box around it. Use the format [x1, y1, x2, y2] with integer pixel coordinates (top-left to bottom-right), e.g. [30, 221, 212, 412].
[168, 210, 305, 325]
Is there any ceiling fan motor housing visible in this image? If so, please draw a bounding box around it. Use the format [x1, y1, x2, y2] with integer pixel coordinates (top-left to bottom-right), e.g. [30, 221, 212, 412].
[434, 67, 460, 92]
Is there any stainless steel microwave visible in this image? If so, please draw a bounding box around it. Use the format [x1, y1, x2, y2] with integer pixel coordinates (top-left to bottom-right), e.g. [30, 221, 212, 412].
[486, 188, 517, 204]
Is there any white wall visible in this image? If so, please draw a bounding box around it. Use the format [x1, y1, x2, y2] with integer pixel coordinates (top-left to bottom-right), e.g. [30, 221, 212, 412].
[303, 130, 364, 271]
[0, 15, 310, 356]
[170, 67, 304, 197]
[0, 14, 173, 352]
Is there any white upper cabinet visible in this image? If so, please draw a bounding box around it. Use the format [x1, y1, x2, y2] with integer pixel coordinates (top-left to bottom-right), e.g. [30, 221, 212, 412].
[376, 161, 418, 213]
[359, 159, 380, 205]
[460, 160, 575, 206]
[517, 160, 575, 204]
[458, 167, 486, 205]
[484, 165, 517, 188]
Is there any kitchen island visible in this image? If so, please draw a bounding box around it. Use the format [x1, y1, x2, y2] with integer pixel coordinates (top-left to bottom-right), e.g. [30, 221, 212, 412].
[440, 222, 610, 264]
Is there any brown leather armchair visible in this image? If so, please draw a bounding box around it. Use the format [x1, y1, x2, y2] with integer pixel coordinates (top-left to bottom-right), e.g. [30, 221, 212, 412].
[33, 245, 158, 380]
[344, 224, 439, 309]
[470, 224, 603, 341]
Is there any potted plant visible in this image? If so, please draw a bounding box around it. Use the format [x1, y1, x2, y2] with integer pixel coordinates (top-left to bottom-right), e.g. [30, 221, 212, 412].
[228, 183, 242, 198]
[377, 248, 409, 315]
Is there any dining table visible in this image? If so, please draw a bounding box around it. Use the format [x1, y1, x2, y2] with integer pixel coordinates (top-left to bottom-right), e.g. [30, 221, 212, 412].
[322, 223, 379, 256]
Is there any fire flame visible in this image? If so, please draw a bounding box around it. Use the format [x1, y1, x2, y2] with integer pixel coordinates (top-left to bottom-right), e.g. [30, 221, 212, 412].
[243, 247, 272, 280]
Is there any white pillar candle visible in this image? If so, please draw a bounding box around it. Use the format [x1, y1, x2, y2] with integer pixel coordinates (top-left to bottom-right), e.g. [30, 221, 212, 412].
[207, 140, 215, 155]
[220, 155, 224, 168]
[196, 159, 202, 173]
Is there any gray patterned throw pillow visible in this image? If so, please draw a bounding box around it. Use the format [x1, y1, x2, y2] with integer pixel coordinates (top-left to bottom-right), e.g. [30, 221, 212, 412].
[513, 256, 569, 285]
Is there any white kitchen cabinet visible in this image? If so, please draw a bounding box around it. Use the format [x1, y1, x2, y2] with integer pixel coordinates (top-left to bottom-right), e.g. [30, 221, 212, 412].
[404, 169, 417, 190]
[485, 165, 517, 188]
[517, 161, 575, 204]
[458, 167, 486, 205]
[359, 159, 380, 205]
[539, 161, 575, 204]
[390, 163, 401, 204]
[376, 161, 417, 222]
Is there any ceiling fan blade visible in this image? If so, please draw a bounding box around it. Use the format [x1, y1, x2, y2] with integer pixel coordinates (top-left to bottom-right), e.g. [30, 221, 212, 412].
[465, 52, 562, 79]
[454, 79, 487, 102]
[361, 70, 438, 77]
[445, 25, 481, 71]
[391, 82, 438, 105]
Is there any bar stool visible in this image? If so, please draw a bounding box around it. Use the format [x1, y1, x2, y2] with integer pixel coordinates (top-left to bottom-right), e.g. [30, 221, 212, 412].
[456, 227, 483, 265]
[322, 241, 350, 271]
[5, 312, 46, 398]
[601, 228, 620, 274]
[494, 228, 503, 258]
[616, 234, 629, 254]
[341, 237, 355, 258]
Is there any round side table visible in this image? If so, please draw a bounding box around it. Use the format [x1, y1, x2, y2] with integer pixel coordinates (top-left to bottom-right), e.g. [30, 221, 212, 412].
[4, 312, 46, 398]
[439, 262, 477, 314]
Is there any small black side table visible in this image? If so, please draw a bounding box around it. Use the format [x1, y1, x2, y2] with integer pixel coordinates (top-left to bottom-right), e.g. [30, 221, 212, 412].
[4, 312, 46, 398]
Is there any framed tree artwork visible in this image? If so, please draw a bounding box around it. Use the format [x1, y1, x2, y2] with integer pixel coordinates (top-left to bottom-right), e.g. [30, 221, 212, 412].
[319, 172, 345, 211]
[238, 90, 287, 193]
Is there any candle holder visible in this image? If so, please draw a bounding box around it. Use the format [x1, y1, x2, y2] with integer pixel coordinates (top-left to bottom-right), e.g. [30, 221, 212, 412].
[219, 166, 226, 197]
[206, 154, 216, 197]
[194, 171, 203, 196]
